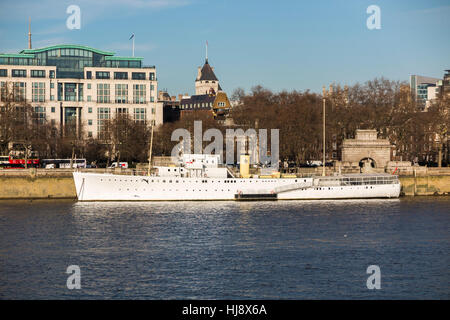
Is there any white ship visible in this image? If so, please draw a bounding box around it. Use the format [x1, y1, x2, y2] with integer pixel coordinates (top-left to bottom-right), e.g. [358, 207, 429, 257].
[73, 154, 401, 201]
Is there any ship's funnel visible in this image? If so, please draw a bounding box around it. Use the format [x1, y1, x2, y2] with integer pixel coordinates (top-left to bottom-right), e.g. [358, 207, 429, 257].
[240, 154, 250, 178]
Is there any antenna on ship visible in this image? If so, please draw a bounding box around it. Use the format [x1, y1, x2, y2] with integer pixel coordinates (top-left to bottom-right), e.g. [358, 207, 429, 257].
[147, 124, 154, 176]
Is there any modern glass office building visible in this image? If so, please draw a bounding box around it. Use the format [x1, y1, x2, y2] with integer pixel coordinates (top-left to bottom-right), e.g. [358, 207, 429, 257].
[0, 45, 162, 138]
[410, 74, 441, 110]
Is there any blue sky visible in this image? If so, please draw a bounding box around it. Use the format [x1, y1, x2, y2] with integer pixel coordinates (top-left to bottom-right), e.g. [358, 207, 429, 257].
[0, 0, 449, 96]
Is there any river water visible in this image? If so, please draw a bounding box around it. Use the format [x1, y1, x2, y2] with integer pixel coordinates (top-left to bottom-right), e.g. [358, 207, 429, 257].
[0, 198, 448, 299]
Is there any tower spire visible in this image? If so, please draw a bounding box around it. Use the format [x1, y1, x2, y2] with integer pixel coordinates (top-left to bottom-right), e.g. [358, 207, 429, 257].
[28, 18, 32, 49]
[206, 40, 208, 62]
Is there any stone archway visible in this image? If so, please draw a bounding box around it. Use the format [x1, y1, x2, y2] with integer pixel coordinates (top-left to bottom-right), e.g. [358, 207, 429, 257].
[341, 130, 392, 169]
[359, 157, 377, 168]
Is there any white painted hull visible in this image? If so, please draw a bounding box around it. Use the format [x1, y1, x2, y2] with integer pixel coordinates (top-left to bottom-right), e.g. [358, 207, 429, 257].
[73, 172, 401, 201]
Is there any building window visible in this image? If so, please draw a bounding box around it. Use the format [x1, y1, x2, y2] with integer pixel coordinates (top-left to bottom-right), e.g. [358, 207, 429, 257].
[33, 106, 46, 124]
[86, 71, 92, 79]
[64, 83, 76, 101]
[149, 72, 155, 80]
[13, 82, 26, 101]
[88, 107, 92, 113]
[49, 70, 55, 79]
[134, 108, 146, 122]
[50, 83, 54, 89]
[51, 119, 56, 126]
[51, 107, 55, 113]
[114, 72, 128, 80]
[12, 69, 27, 77]
[115, 84, 128, 104]
[0, 69, 7, 77]
[150, 96, 154, 102]
[218, 102, 226, 107]
[150, 85, 154, 91]
[87, 95, 91, 102]
[31, 70, 45, 78]
[78, 83, 83, 102]
[96, 71, 110, 79]
[97, 107, 111, 137]
[116, 107, 128, 114]
[50, 95, 54, 101]
[88, 119, 93, 125]
[97, 83, 110, 103]
[88, 131, 93, 138]
[87, 84, 91, 89]
[58, 83, 63, 101]
[0, 82, 5, 102]
[151, 108, 155, 114]
[133, 84, 146, 104]
[132, 72, 145, 80]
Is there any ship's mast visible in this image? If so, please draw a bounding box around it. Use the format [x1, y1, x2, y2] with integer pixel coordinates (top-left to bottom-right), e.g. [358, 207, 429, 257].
[147, 125, 154, 176]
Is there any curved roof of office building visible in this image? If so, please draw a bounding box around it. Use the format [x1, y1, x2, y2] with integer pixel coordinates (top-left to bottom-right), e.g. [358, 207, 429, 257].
[20, 44, 115, 56]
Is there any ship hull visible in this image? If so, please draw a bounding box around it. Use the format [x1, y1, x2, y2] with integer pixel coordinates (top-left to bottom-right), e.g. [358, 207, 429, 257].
[73, 172, 401, 201]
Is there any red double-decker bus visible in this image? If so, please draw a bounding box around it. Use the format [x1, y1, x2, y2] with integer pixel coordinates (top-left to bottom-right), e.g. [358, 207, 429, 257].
[7, 151, 40, 168]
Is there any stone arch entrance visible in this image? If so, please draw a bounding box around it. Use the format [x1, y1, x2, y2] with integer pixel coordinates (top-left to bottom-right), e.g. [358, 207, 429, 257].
[341, 130, 392, 169]
[359, 157, 376, 168]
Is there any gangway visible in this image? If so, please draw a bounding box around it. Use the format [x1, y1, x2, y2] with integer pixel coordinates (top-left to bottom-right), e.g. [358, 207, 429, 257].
[273, 182, 312, 194]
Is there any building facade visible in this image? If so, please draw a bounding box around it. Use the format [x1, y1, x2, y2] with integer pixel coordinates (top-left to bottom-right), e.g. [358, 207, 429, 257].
[440, 69, 450, 98]
[410, 74, 441, 110]
[161, 56, 232, 123]
[0, 45, 162, 139]
[180, 58, 231, 120]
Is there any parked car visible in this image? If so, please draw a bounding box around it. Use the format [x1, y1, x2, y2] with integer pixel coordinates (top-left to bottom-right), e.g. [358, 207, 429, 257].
[307, 160, 322, 167]
[108, 162, 128, 169]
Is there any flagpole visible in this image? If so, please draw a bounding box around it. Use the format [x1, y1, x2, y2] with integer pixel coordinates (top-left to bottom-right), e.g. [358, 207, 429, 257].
[132, 36, 135, 57]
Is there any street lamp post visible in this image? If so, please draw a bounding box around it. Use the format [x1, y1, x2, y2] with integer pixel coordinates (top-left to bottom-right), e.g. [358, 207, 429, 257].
[322, 86, 326, 176]
[147, 124, 154, 176]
